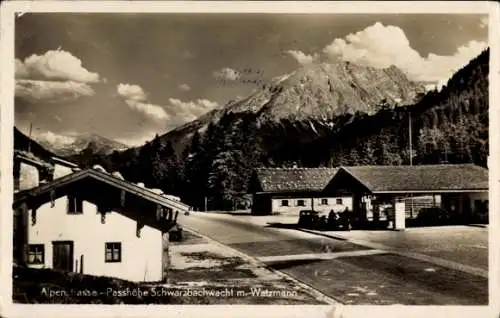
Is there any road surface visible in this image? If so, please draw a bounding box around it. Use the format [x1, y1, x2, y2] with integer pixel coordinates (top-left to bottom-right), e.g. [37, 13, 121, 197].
[177, 212, 488, 305]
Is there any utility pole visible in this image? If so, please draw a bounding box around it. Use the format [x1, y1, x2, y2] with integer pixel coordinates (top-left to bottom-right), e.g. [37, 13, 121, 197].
[27, 122, 33, 153]
[409, 112, 413, 166]
[408, 112, 413, 219]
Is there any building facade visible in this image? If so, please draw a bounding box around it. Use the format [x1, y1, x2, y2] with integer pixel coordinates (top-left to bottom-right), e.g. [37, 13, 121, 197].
[13, 168, 191, 283]
[248, 168, 349, 215]
[323, 164, 489, 230]
[271, 196, 353, 215]
[25, 196, 165, 282]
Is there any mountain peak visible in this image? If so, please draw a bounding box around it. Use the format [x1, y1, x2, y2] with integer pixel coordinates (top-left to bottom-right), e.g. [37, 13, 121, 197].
[226, 61, 425, 121]
[35, 132, 127, 157]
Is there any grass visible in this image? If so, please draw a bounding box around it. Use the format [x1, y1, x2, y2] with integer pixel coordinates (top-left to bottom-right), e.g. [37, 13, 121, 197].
[169, 251, 257, 282]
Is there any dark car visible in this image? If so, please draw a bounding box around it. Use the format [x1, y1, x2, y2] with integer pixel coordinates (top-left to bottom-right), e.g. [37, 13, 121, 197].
[298, 210, 320, 229]
[416, 207, 451, 225]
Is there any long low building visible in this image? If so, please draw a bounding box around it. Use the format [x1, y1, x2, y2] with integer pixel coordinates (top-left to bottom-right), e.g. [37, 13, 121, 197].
[324, 164, 489, 229]
[248, 164, 489, 230]
[248, 168, 352, 215]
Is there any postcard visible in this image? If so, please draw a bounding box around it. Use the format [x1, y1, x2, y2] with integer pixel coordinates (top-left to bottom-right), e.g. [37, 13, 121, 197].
[1, 1, 499, 318]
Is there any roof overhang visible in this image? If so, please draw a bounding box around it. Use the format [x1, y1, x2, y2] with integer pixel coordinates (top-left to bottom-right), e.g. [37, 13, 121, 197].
[14, 169, 191, 212]
[254, 189, 324, 195]
[52, 156, 79, 168]
[372, 189, 488, 194]
[15, 153, 52, 170]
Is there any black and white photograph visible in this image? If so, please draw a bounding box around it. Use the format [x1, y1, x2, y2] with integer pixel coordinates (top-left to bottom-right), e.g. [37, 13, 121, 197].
[1, 1, 499, 317]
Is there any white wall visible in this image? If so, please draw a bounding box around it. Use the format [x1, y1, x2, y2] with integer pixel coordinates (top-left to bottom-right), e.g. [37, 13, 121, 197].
[53, 163, 73, 179]
[27, 196, 163, 282]
[271, 196, 353, 215]
[19, 162, 39, 190]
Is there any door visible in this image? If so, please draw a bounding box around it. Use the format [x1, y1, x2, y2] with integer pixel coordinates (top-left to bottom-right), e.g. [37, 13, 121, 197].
[52, 241, 74, 272]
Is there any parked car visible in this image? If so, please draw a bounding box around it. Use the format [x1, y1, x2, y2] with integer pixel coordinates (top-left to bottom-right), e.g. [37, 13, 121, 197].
[416, 207, 451, 225]
[298, 210, 320, 229]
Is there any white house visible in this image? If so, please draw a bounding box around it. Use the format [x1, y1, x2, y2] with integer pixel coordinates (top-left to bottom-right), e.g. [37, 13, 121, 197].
[13, 168, 191, 282]
[248, 168, 351, 215]
[271, 196, 353, 215]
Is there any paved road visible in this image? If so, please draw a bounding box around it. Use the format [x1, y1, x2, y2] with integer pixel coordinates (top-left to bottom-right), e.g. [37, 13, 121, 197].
[311, 226, 488, 271]
[177, 212, 488, 305]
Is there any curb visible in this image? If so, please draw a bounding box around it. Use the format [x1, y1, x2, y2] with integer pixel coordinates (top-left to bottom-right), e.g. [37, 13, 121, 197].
[297, 228, 349, 241]
[181, 226, 340, 306]
[467, 224, 488, 229]
[297, 227, 489, 279]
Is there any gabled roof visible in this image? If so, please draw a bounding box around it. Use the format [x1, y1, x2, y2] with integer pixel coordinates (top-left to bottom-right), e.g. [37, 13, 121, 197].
[336, 164, 488, 193]
[14, 168, 191, 212]
[251, 168, 338, 193]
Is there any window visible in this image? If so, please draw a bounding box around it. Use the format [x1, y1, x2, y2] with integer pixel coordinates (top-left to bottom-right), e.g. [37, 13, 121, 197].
[297, 200, 305, 207]
[28, 244, 44, 264]
[336, 198, 343, 205]
[281, 200, 289, 207]
[321, 199, 328, 205]
[105, 242, 122, 263]
[67, 195, 83, 214]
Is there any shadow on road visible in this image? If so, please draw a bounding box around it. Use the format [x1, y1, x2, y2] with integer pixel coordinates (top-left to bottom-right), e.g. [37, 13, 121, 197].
[267, 259, 324, 270]
[265, 222, 299, 229]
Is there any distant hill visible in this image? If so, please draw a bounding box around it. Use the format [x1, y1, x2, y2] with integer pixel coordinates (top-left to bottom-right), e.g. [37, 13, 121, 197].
[35, 133, 128, 158]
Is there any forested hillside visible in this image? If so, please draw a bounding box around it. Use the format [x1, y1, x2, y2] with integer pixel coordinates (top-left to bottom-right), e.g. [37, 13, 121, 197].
[80, 48, 489, 211]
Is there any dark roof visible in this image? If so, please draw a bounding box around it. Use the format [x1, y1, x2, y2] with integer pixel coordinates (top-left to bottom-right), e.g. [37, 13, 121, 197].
[253, 168, 338, 193]
[14, 168, 191, 212]
[339, 164, 488, 193]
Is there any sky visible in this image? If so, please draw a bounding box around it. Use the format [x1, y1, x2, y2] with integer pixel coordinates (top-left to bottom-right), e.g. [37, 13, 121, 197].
[14, 13, 489, 147]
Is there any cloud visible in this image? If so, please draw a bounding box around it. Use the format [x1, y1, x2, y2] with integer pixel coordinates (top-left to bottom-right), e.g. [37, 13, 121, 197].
[179, 83, 191, 91]
[16, 79, 95, 103]
[480, 16, 488, 29]
[117, 83, 169, 121]
[212, 67, 240, 81]
[127, 101, 170, 121]
[321, 22, 487, 85]
[117, 83, 147, 102]
[286, 50, 318, 65]
[35, 130, 76, 146]
[168, 98, 219, 123]
[15, 50, 100, 83]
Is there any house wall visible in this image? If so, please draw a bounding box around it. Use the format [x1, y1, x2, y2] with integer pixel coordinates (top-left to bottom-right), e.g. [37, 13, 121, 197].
[440, 192, 489, 213]
[53, 163, 74, 179]
[251, 194, 272, 215]
[27, 196, 163, 282]
[19, 162, 40, 190]
[467, 192, 489, 211]
[271, 196, 353, 215]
